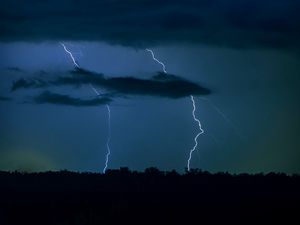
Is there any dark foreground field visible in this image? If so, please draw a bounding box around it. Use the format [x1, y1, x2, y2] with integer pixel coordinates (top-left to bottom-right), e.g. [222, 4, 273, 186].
[0, 168, 299, 225]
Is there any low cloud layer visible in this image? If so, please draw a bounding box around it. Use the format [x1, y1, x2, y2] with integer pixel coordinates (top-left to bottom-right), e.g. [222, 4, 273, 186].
[12, 69, 211, 99]
[33, 91, 111, 107]
[1, 0, 300, 49]
[11, 78, 48, 92]
[0, 96, 11, 101]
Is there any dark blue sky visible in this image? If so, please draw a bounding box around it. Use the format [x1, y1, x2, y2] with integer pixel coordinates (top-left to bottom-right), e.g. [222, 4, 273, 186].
[1, 0, 300, 173]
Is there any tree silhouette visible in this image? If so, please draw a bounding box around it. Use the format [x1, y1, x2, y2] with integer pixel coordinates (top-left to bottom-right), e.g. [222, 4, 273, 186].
[0, 169, 299, 225]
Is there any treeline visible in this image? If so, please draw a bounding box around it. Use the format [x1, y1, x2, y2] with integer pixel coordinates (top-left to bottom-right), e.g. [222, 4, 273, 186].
[0, 168, 299, 225]
[0, 167, 299, 192]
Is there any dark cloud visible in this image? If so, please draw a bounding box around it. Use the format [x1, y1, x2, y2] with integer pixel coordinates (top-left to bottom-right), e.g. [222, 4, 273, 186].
[98, 75, 210, 98]
[5, 67, 24, 72]
[0, 96, 11, 101]
[12, 69, 211, 98]
[1, 0, 300, 49]
[33, 91, 111, 107]
[11, 78, 48, 91]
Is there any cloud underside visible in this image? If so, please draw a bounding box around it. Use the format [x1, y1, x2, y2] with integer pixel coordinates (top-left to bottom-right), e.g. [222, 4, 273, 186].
[33, 91, 111, 107]
[0, 96, 11, 101]
[1, 0, 300, 49]
[12, 69, 211, 99]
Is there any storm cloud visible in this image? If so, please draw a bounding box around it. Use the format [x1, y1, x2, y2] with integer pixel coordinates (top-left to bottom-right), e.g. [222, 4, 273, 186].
[33, 91, 111, 107]
[11, 78, 48, 91]
[0, 96, 11, 101]
[12, 69, 211, 98]
[1, 0, 300, 49]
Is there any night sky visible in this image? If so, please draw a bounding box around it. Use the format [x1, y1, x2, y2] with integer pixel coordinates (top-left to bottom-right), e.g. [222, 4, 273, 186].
[1, 0, 300, 174]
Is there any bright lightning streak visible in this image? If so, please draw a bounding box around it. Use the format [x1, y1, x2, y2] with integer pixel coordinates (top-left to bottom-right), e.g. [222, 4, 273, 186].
[146, 49, 167, 73]
[89, 84, 112, 173]
[145, 48, 205, 171]
[187, 95, 204, 171]
[60, 42, 112, 173]
[90, 86, 112, 174]
[103, 105, 111, 173]
[60, 42, 80, 68]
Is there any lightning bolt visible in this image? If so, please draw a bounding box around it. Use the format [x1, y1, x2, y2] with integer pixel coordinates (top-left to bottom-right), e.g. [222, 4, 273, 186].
[187, 95, 204, 171]
[60, 42, 112, 173]
[199, 97, 244, 140]
[60, 42, 80, 68]
[145, 48, 204, 171]
[103, 105, 111, 173]
[146, 49, 167, 73]
[88, 83, 111, 173]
